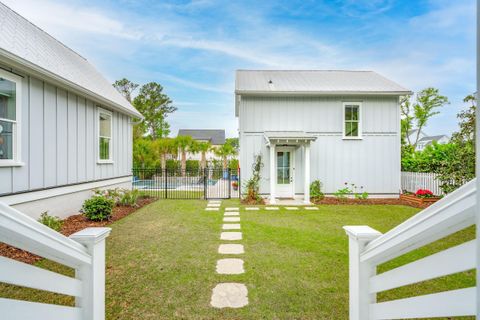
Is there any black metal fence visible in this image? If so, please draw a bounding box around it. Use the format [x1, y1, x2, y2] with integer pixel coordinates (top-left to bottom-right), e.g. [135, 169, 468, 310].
[132, 168, 240, 199]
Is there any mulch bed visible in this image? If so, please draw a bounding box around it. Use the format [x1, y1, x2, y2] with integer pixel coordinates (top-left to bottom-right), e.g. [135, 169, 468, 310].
[312, 197, 431, 209]
[0, 197, 156, 265]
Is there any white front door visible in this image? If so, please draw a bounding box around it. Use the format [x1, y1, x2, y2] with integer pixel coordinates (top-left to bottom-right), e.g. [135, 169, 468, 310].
[276, 148, 294, 198]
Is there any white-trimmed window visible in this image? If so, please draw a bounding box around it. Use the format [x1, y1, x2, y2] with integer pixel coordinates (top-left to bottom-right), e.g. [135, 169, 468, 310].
[0, 69, 22, 166]
[343, 102, 362, 139]
[98, 108, 113, 163]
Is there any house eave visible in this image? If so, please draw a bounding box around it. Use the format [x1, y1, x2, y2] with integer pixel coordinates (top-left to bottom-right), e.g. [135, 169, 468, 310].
[0, 49, 143, 119]
[235, 90, 413, 96]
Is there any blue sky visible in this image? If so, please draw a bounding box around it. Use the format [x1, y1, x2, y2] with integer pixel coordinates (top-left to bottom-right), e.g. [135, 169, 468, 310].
[4, 0, 475, 137]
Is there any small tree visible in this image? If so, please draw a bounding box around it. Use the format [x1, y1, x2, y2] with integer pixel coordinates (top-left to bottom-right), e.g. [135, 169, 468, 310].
[243, 154, 264, 204]
[133, 138, 158, 168]
[401, 88, 449, 147]
[155, 138, 176, 170]
[214, 143, 236, 170]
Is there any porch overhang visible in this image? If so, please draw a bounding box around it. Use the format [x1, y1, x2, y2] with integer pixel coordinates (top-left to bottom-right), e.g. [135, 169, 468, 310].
[264, 131, 317, 146]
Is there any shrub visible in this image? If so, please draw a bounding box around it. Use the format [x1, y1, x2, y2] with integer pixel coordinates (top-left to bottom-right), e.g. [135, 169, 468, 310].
[310, 180, 324, 201]
[82, 196, 114, 221]
[334, 183, 352, 200]
[94, 188, 121, 204]
[119, 189, 140, 207]
[38, 211, 63, 231]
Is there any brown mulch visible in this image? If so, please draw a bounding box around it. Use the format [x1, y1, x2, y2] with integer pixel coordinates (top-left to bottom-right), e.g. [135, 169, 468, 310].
[0, 197, 156, 265]
[312, 197, 430, 209]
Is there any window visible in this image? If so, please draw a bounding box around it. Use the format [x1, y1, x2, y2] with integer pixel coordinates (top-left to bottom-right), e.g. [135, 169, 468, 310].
[343, 102, 362, 138]
[0, 70, 21, 165]
[98, 108, 112, 162]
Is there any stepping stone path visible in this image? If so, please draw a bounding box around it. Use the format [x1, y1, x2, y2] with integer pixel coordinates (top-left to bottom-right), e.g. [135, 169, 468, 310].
[218, 244, 245, 254]
[210, 283, 248, 308]
[265, 207, 279, 210]
[216, 258, 244, 274]
[285, 207, 299, 210]
[222, 223, 241, 230]
[209, 200, 249, 309]
[220, 232, 242, 240]
[305, 207, 319, 210]
[224, 217, 240, 222]
[245, 207, 259, 211]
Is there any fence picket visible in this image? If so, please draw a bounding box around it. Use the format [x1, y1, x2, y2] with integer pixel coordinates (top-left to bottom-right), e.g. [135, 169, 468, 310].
[401, 171, 443, 195]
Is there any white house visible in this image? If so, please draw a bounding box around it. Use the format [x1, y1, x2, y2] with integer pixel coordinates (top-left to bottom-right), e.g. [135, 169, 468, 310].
[177, 129, 225, 161]
[408, 129, 449, 151]
[236, 70, 412, 204]
[0, 3, 142, 218]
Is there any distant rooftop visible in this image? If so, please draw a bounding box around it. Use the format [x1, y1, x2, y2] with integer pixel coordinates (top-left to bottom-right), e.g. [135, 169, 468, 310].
[235, 70, 412, 95]
[177, 129, 226, 145]
[0, 3, 141, 118]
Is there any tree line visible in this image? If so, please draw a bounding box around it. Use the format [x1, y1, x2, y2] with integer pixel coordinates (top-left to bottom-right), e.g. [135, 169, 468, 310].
[401, 88, 475, 193]
[112, 78, 238, 171]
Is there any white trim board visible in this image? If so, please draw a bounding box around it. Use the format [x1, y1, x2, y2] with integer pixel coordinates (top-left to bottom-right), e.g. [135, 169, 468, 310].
[0, 176, 132, 205]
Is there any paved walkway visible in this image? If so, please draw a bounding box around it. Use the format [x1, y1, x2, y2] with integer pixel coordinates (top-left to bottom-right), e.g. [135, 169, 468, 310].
[207, 200, 248, 309]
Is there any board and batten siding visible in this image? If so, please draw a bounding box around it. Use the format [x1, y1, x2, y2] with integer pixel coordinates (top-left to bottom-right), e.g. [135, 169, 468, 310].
[238, 95, 401, 195]
[0, 73, 133, 196]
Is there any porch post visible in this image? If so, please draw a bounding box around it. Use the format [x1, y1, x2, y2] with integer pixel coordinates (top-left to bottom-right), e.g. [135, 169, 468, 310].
[304, 143, 311, 204]
[270, 143, 276, 204]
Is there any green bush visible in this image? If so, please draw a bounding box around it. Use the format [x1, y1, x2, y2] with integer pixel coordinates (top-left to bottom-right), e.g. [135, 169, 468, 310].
[229, 159, 239, 171]
[119, 189, 140, 207]
[310, 180, 325, 201]
[82, 196, 114, 221]
[94, 188, 121, 204]
[186, 160, 200, 172]
[38, 211, 63, 231]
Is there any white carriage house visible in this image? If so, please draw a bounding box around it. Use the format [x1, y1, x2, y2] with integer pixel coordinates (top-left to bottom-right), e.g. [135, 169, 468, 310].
[236, 70, 412, 203]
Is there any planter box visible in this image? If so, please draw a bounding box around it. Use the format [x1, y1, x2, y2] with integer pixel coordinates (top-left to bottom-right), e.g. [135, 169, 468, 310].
[400, 194, 440, 206]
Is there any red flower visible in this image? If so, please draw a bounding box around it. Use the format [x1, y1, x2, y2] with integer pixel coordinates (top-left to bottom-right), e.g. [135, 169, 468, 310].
[415, 189, 434, 198]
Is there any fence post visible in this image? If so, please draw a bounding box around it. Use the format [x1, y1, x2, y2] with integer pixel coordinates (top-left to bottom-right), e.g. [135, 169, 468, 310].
[204, 167, 207, 200]
[164, 168, 168, 199]
[228, 168, 231, 198]
[343, 226, 382, 320]
[70, 227, 111, 320]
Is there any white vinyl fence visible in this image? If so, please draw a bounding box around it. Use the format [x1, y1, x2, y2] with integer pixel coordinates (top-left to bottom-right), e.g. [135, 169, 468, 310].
[0, 202, 111, 320]
[401, 171, 443, 195]
[344, 179, 477, 319]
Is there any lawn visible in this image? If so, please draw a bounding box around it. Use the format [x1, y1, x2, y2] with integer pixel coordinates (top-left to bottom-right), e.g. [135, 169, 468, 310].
[1, 200, 475, 319]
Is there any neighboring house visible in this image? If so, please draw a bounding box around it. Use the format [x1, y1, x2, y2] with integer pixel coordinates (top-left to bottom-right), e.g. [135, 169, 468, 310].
[0, 4, 142, 218]
[408, 129, 449, 151]
[177, 129, 226, 161]
[236, 70, 412, 203]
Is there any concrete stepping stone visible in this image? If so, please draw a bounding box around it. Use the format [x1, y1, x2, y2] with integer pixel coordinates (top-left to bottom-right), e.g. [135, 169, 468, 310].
[225, 207, 239, 211]
[207, 203, 221, 207]
[285, 207, 299, 210]
[216, 258, 244, 274]
[220, 232, 242, 240]
[265, 207, 279, 210]
[218, 244, 244, 254]
[305, 207, 319, 210]
[209, 200, 222, 204]
[205, 207, 219, 211]
[224, 217, 240, 222]
[224, 212, 239, 216]
[222, 224, 241, 230]
[245, 207, 259, 211]
[210, 283, 248, 308]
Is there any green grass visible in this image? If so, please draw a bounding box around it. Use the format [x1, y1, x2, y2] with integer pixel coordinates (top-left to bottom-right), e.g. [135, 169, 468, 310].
[1, 200, 475, 319]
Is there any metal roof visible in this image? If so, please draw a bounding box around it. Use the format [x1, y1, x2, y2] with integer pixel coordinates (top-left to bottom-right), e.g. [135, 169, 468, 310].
[0, 3, 142, 118]
[264, 131, 317, 146]
[177, 129, 226, 145]
[418, 135, 449, 142]
[235, 70, 412, 95]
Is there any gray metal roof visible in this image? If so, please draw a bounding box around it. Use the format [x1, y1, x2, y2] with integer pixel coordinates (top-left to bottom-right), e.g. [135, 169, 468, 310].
[235, 70, 412, 95]
[418, 135, 449, 142]
[0, 3, 142, 118]
[177, 129, 226, 145]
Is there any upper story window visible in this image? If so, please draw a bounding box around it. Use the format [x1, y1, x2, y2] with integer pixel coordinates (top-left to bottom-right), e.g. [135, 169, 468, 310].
[0, 70, 22, 166]
[98, 108, 113, 163]
[343, 102, 362, 139]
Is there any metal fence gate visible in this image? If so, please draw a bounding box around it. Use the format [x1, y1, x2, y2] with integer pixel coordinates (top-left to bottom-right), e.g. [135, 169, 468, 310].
[132, 168, 240, 199]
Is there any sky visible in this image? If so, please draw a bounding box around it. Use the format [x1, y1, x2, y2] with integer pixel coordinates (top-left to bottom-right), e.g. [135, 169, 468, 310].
[3, 0, 475, 138]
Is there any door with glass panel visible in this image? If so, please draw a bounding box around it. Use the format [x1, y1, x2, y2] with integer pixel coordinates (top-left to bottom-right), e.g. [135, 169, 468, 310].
[276, 148, 294, 198]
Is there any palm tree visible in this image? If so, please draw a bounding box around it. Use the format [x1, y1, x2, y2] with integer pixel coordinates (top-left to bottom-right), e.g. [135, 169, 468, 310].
[174, 135, 193, 175]
[196, 141, 212, 170]
[214, 143, 236, 171]
[154, 138, 176, 170]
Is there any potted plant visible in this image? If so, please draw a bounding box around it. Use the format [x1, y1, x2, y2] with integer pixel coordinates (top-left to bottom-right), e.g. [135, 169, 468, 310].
[232, 181, 239, 191]
[400, 189, 441, 206]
